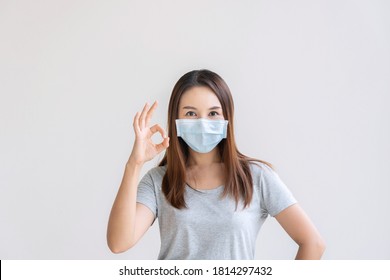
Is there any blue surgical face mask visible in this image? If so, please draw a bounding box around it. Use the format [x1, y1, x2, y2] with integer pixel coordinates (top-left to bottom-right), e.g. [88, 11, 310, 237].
[175, 118, 229, 153]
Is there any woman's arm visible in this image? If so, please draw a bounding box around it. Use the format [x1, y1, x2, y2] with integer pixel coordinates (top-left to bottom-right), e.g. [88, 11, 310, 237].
[107, 161, 155, 253]
[275, 204, 326, 259]
[107, 102, 169, 253]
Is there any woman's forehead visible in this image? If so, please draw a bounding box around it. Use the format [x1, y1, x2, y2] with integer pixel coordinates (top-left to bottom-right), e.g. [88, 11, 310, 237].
[179, 86, 221, 109]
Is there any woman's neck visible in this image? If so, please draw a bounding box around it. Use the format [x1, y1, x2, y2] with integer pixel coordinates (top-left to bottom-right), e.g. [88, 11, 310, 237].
[187, 148, 222, 168]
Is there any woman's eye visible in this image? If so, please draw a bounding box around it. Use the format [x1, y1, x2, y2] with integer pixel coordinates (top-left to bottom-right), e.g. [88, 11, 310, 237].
[209, 111, 219, 116]
[185, 111, 196, 117]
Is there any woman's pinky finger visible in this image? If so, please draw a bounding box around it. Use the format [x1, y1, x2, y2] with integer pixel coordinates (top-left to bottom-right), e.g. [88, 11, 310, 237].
[133, 111, 141, 134]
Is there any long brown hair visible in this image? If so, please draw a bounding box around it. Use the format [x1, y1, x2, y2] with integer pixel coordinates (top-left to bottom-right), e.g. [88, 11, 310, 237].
[159, 69, 273, 209]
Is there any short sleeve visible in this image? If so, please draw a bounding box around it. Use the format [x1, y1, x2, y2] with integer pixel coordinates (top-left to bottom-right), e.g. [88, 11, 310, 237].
[260, 165, 297, 217]
[136, 171, 158, 218]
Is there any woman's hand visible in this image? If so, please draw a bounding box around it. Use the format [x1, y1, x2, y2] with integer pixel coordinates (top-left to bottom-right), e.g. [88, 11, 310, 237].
[128, 101, 169, 166]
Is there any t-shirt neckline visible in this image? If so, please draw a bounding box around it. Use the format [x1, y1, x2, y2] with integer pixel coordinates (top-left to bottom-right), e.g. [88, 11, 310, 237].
[185, 183, 224, 194]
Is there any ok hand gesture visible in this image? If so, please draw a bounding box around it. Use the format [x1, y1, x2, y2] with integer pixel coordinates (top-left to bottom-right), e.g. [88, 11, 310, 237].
[128, 101, 169, 165]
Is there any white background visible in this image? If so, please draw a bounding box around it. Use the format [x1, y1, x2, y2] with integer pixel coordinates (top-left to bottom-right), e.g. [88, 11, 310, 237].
[1, 0, 389, 259]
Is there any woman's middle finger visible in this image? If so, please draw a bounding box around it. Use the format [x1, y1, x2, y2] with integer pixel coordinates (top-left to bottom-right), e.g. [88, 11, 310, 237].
[145, 101, 158, 128]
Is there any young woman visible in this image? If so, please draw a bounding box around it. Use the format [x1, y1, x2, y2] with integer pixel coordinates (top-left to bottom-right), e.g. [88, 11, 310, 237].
[107, 69, 325, 260]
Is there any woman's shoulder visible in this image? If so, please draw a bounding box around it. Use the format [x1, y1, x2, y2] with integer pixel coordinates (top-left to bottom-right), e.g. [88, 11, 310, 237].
[138, 165, 167, 191]
[248, 160, 273, 177]
[247, 160, 285, 189]
[144, 165, 167, 179]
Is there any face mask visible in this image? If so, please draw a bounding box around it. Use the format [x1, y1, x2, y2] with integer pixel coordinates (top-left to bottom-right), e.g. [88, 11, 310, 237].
[175, 118, 228, 153]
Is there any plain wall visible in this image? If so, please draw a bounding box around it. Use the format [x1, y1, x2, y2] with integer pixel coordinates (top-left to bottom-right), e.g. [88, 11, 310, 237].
[1, 0, 389, 259]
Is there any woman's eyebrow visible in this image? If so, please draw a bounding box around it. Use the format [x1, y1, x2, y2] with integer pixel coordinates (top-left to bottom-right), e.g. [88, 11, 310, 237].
[182, 106, 222, 110]
[182, 106, 197, 110]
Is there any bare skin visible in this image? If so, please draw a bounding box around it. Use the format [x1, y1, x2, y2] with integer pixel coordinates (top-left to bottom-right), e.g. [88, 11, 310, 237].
[106, 101, 168, 253]
[107, 86, 325, 258]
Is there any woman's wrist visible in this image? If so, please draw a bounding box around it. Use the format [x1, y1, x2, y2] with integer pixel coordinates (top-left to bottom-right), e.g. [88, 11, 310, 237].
[126, 157, 144, 170]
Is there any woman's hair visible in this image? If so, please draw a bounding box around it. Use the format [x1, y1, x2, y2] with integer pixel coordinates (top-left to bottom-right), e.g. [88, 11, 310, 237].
[159, 69, 273, 209]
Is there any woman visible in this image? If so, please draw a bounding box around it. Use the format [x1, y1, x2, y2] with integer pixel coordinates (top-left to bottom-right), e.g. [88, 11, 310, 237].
[107, 69, 325, 259]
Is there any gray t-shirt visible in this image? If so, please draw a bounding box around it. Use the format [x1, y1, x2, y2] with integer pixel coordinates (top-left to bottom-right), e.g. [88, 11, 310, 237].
[136, 162, 297, 260]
